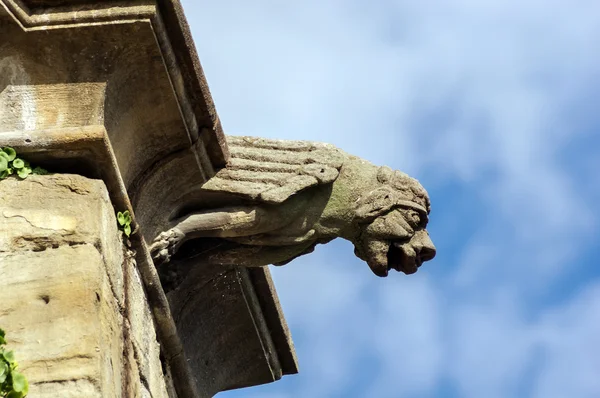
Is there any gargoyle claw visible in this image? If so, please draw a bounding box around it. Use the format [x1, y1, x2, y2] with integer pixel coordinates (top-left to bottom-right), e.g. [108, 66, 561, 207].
[150, 228, 185, 265]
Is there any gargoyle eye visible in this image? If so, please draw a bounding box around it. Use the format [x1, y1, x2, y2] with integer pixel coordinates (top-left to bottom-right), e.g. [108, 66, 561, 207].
[407, 210, 422, 227]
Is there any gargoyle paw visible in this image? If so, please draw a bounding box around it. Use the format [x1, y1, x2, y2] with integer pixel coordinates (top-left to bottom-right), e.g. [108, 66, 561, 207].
[150, 228, 185, 265]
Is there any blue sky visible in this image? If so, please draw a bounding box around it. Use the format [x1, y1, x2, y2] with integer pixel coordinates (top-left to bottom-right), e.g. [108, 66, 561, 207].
[180, 1, 600, 397]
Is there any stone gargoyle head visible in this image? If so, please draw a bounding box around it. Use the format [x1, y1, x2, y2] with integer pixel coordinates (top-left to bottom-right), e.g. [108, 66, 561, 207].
[349, 166, 436, 277]
[150, 136, 436, 281]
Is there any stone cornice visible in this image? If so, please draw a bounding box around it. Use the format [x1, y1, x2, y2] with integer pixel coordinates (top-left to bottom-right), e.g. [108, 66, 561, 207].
[2, 0, 228, 168]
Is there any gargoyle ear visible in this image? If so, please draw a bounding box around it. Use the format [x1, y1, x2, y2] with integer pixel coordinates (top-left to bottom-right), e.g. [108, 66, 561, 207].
[355, 187, 397, 222]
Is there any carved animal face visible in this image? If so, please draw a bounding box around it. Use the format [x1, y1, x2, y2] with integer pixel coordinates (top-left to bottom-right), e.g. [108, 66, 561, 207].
[351, 169, 436, 277]
[353, 205, 436, 277]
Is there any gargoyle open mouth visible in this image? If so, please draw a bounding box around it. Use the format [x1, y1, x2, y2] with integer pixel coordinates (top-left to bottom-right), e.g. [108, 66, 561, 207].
[388, 239, 437, 275]
[387, 241, 419, 275]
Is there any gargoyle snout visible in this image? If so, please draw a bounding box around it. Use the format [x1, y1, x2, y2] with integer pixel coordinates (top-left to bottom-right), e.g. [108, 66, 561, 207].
[414, 230, 436, 263]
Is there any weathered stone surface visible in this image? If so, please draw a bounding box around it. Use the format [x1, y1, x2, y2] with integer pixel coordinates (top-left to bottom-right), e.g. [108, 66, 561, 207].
[0, 245, 121, 397]
[0, 175, 124, 397]
[0, 83, 106, 132]
[0, 1, 300, 395]
[0, 175, 125, 305]
[151, 136, 437, 279]
[168, 264, 290, 397]
[0, 1, 226, 235]
[126, 251, 170, 398]
[0, 174, 170, 397]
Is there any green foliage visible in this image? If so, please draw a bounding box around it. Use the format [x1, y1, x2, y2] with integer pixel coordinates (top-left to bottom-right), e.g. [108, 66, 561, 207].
[0, 148, 48, 181]
[0, 328, 28, 398]
[117, 210, 133, 237]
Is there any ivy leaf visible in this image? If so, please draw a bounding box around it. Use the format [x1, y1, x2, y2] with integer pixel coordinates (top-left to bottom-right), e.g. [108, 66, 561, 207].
[0, 157, 7, 172]
[7, 391, 25, 398]
[123, 224, 131, 237]
[0, 361, 7, 384]
[12, 159, 25, 170]
[123, 210, 132, 224]
[11, 371, 28, 395]
[2, 147, 16, 161]
[0, 151, 10, 162]
[117, 212, 126, 226]
[0, 328, 5, 341]
[17, 167, 32, 179]
[2, 350, 15, 365]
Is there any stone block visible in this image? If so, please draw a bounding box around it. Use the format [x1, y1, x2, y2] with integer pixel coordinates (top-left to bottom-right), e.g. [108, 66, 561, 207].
[0, 174, 170, 397]
[0, 175, 124, 397]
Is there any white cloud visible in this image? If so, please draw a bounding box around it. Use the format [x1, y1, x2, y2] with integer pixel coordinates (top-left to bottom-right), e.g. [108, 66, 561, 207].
[184, 1, 600, 397]
[448, 294, 537, 398]
[365, 275, 444, 397]
[534, 282, 600, 398]
[265, 246, 445, 398]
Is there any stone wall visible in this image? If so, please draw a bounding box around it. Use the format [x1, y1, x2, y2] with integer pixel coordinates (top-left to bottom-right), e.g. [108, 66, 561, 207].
[0, 2, 299, 395]
[0, 174, 171, 397]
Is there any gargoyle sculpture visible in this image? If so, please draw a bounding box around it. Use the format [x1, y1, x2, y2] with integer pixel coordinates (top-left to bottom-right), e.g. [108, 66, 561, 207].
[150, 136, 436, 278]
